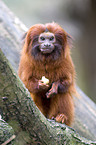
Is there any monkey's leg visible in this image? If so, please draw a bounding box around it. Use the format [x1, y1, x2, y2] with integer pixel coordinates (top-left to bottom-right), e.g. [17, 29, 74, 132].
[30, 93, 45, 115]
[30, 93, 51, 117]
[48, 93, 74, 126]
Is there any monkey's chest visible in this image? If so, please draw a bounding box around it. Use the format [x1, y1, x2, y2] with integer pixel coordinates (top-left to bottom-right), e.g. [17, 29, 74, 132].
[33, 65, 61, 83]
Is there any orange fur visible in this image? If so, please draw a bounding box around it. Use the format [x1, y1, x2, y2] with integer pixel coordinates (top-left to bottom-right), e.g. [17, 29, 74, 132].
[18, 22, 76, 126]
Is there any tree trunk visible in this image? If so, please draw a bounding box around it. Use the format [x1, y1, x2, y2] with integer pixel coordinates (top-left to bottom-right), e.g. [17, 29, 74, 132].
[0, 48, 95, 145]
[0, 0, 96, 144]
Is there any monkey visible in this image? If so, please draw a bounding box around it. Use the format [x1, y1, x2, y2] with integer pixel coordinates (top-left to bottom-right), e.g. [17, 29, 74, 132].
[18, 22, 76, 126]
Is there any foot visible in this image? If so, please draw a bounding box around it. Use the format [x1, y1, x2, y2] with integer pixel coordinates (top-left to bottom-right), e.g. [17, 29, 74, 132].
[55, 113, 67, 124]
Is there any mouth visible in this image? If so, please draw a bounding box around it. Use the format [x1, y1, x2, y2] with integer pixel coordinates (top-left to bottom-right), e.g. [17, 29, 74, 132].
[40, 47, 54, 54]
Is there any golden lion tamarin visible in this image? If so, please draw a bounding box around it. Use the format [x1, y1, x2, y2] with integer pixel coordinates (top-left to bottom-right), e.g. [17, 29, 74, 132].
[18, 22, 76, 126]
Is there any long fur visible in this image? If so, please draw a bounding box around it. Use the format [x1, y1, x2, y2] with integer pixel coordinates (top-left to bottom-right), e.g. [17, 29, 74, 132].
[18, 22, 76, 126]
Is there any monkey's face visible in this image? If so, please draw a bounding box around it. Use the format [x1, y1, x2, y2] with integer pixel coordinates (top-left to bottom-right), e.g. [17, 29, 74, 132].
[38, 32, 56, 54]
[26, 23, 69, 62]
[31, 32, 63, 61]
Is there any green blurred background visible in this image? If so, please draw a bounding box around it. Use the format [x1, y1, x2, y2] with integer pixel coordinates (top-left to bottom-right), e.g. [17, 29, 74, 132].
[3, 0, 96, 103]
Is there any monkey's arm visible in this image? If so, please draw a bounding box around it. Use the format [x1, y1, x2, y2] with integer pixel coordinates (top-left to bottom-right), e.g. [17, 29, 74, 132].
[58, 76, 72, 93]
[46, 75, 72, 98]
[19, 73, 49, 94]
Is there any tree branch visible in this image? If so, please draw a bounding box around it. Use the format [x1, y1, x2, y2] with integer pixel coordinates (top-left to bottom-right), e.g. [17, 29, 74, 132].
[0, 118, 15, 145]
[0, 48, 95, 145]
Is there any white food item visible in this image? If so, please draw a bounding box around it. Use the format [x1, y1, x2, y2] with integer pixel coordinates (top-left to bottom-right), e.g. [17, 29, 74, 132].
[41, 76, 49, 84]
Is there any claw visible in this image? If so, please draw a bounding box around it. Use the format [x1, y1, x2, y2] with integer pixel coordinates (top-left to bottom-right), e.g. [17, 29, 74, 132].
[55, 114, 67, 124]
[46, 82, 58, 98]
[46, 91, 57, 98]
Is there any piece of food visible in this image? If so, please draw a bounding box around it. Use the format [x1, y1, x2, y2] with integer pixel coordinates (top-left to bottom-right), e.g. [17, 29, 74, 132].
[41, 76, 49, 84]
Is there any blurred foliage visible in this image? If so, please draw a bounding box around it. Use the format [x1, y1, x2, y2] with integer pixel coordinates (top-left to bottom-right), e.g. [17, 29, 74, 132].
[3, 0, 96, 103]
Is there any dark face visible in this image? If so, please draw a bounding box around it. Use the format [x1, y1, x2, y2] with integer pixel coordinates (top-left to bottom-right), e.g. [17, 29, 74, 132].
[31, 32, 63, 61]
[38, 32, 56, 54]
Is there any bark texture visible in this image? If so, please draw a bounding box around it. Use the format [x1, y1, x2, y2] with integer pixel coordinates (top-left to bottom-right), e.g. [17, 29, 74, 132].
[0, 49, 96, 145]
[0, 119, 15, 145]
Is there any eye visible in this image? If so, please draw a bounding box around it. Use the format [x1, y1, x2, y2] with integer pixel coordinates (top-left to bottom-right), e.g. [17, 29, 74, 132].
[50, 36, 54, 41]
[40, 36, 45, 41]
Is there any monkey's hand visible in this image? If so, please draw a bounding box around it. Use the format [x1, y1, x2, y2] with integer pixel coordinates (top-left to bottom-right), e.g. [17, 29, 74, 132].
[46, 82, 58, 98]
[38, 80, 49, 90]
[46, 78, 70, 98]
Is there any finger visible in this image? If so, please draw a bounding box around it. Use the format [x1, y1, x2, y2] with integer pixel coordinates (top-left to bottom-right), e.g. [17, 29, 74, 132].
[39, 82, 49, 87]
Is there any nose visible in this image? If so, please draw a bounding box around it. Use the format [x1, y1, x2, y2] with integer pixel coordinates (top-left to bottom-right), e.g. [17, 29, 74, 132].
[44, 43, 51, 47]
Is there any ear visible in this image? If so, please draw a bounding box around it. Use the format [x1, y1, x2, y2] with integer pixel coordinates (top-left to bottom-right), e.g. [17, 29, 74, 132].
[22, 32, 27, 45]
[66, 33, 73, 48]
[22, 32, 32, 53]
[24, 32, 33, 53]
[64, 33, 73, 58]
